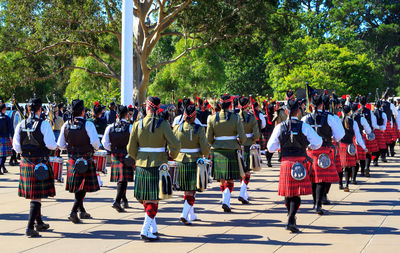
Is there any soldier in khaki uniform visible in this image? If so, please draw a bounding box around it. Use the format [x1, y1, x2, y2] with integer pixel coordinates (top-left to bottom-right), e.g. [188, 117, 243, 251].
[127, 96, 180, 242]
[173, 103, 209, 225]
[206, 94, 247, 212]
[238, 97, 260, 204]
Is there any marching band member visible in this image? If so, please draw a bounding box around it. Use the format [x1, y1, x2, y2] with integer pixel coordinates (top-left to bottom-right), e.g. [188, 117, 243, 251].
[302, 93, 345, 215]
[57, 99, 101, 224]
[382, 93, 398, 157]
[267, 98, 322, 232]
[0, 102, 13, 174]
[206, 94, 247, 213]
[264, 102, 275, 167]
[237, 97, 260, 204]
[173, 103, 209, 225]
[339, 105, 367, 192]
[105, 101, 117, 124]
[13, 98, 57, 237]
[102, 105, 134, 212]
[373, 100, 387, 166]
[6, 104, 21, 166]
[89, 102, 107, 143]
[127, 96, 180, 242]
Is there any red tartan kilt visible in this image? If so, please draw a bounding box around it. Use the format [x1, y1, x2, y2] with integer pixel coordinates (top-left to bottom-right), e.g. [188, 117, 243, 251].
[18, 157, 56, 199]
[384, 122, 395, 143]
[307, 147, 339, 183]
[278, 156, 312, 197]
[356, 144, 366, 161]
[363, 134, 379, 153]
[374, 129, 387, 150]
[66, 156, 100, 193]
[110, 153, 135, 182]
[334, 150, 342, 172]
[339, 143, 357, 167]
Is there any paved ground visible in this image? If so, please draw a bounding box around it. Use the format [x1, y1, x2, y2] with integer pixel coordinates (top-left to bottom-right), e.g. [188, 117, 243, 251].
[0, 147, 400, 253]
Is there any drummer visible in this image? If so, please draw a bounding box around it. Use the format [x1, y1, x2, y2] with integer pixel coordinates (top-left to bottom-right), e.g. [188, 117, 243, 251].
[102, 105, 134, 212]
[173, 103, 209, 225]
[57, 99, 101, 224]
[127, 96, 180, 242]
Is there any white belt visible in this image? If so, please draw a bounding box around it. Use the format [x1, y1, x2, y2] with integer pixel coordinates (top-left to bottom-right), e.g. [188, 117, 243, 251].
[180, 148, 201, 153]
[246, 133, 254, 138]
[139, 147, 166, 152]
[215, 136, 237, 141]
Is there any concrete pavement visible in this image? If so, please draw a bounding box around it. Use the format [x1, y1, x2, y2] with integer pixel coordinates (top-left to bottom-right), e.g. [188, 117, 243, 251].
[0, 147, 399, 253]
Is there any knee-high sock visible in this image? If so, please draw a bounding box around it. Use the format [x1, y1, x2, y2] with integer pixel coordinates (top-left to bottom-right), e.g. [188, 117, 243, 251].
[373, 151, 380, 162]
[143, 202, 158, 219]
[315, 183, 324, 208]
[28, 201, 41, 229]
[266, 152, 273, 163]
[78, 191, 87, 212]
[352, 163, 360, 181]
[344, 168, 351, 187]
[35, 202, 44, 225]
[121, 182, 128, 202]
[72, 191, 85, 213]
[115, 182, 124, 204]
[224, 181, 234, 193]
[338, 171, 343, 186]
[288, 196, 301, 224]
[184, 195, 195, 206]
[389, 143, 395, 155]
[1, 156, 5, 169]
[324, 183, 331, 197]
[284, 197, 290, 213]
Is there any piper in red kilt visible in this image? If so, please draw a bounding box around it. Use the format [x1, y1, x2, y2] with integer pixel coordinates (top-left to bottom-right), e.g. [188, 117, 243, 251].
[340, 105, 366, 192]
[302, 92, 345, 215]
[268, 95, 322, 233]
[12, 98, 58, 238]
[102, 105, 134, 213]
[0, 102, 13, 174]
[58, 99, 101, 224]
[373, 101, 388, 167]
[381, 95, 398, 157]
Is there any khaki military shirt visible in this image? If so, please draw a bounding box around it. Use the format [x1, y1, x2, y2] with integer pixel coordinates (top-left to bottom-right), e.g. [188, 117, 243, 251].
[239, 110, 260, 146]
[173, 121, 210, 163]
[206, 110, 247, 150]
[127, 114, 180, 167]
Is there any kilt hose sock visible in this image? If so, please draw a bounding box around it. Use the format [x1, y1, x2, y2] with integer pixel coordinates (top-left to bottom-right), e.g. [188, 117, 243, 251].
[312, 183, 325, 208]
[285, 196, 301, 225]
[28, 201, 41, 230]
[353, 163, 361, 182]
[389, 142, 395, 156]
[9, 150, 17, 164]
[242, 173, 251, 185]
[115, 182, 128, 204]
[365, 154, 372, 173]
[72, 191, 86, 213]
[184, 195, 195, 206]
[338, 172, 344, 187]
[35, 202, 45, 225]
[143, 202, 158, 219]
[344, 167, 352, 187]
[324, 183, 332, 197]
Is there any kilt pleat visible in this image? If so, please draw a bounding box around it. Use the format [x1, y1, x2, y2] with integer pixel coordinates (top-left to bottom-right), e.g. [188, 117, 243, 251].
[339, 143, 357, 168]
[363, 134, 379, 154]
[278, 156, 312, 197]
[110, 153, 134, 182]
[374, 129, 387, 150]
[18, 157, 55, 199]
[176, 162, 198, 191]
[384, 122, 395, 144]
[66, 156, 100, 193]
[211, 149, 241, 180]
[356, 144, 366, 161]
[134, 166, 159, 201]
[0, 137, 12, 157]
[307, 147, 339, 183]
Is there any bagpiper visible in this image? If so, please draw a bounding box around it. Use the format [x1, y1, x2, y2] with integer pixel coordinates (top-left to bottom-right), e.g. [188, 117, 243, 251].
[267, 98, 322, 232]
[173, 103, 210, 225]
[372, 100, 387, 166]
[102, 105, 134, 212]
[127, 96, 180, 242]
[206, 94, 247, 213]
[57, 99, 101, 224]
[381, 92, 398, 157]
[12, 98, 57, 237]
[302, 93, 345, 215]
[237, 97, 260, 204]
[0, 102, 13, 174]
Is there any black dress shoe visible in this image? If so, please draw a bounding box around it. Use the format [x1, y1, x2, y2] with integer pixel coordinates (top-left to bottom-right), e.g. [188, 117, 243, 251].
[112, 202, 126, 213]
[180, 217, 192, 225]
[267, 163, 272, 167]
[285, 224, 300, 233]
[35, 223, 50, 231]
[26, 228, 41, 238]
[238, 196, 250, 205]
[322, 198, 331, 205]
[222, 204, 231, 213]
[79, 212, 92, 219]
[316, 207, 324, 215]
[3, 168, 8, 173]
[123, 201, 131, 209]
[68, 212, 82, 224]
[141, 234, 160, 242]
[339, 184, 344, 190]
[351, 180, 357, 185]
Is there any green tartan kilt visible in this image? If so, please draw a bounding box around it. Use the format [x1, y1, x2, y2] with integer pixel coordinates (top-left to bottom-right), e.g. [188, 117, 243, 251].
[134, 166, 159, 201]
[18, 156, 56, 199]
[110, 153, 134, 183]
[66, 156, 100, 193]
[176, 162, 198, 191]
[243, 146, 251, 173]
[211, 149, 241, 180]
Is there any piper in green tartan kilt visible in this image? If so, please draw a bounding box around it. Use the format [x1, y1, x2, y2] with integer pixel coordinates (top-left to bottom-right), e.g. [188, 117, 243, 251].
[237, 97, 260, 205]
[206, 95, 247, 213]
[12, 98, 58, 238]
[102, 105, 134, 213]
[173, 103, 210, 225]
[127, 96, 180, 242]
[57, 99, 101, 225]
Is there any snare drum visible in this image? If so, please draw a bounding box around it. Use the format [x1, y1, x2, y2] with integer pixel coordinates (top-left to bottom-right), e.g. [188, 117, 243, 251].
[49, 156, 64, 182]
[168, 161, 179, 190]
[94, 150, 107, 174]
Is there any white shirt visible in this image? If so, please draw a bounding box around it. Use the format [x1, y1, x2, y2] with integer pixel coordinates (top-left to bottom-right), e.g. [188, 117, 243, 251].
[359, 116, 372, 135]
[57, 117, 100, 150]
[301, 110, 345, 142]
[353, 121, 366, 150]
[101, 119, 133, 151]
[12, 115, 58, 154]
[258, 112, 266, 129]
[172, 114, 202, 127]
[267, 117, 323, 153]
[370, 112, 379, 130]
[389, 102, 398, 123]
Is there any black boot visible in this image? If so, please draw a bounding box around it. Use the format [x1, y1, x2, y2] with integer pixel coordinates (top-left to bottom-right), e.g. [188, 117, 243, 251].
[338, 171, 344, 189]
[68, 212, 81, 224]
[389, 143, 395, 157]
[352, 164, 359, 185]
[381, 150, 387, 162]
[27, 201, 41, 237]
